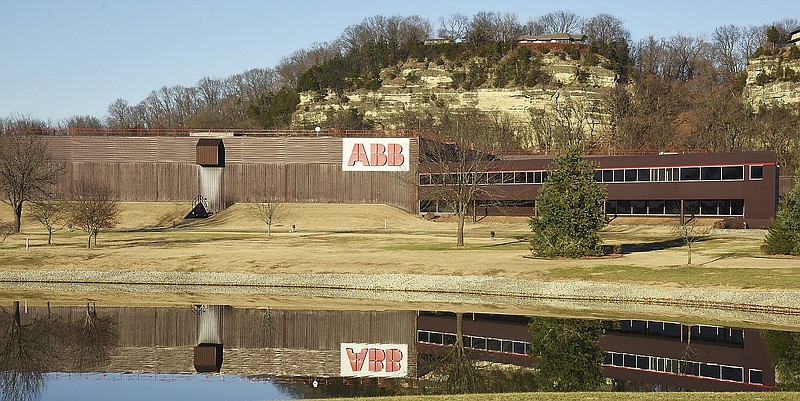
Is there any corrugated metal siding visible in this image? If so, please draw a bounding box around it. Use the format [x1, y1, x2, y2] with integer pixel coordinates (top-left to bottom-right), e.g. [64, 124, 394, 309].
[197, 305, 224, 344]
[199, 167, 225, 212]
[45, 137, 419, 210]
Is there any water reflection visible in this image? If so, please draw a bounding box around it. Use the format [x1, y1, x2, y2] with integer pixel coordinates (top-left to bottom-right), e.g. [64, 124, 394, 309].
[0, 303, 796, 400]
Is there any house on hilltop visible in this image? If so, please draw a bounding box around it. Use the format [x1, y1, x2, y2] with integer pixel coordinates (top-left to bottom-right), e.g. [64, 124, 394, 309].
[789, 27, 800, 47]
[516, 32, 587, 51]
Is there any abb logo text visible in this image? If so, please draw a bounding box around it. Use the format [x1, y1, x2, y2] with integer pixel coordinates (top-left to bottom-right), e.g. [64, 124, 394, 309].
[342, 138, 410, 171]
[340, 343, 408, 377]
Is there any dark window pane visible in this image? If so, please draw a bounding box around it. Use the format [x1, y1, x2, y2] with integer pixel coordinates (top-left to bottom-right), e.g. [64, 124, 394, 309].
[420, 200, 435, 213]
[648, 200, 665, 214]
[723, 366, 745, 382]
[631, 320, 647, 334]
[612, 353, 623, 366]
[488, 173, 503, 184]
[542, 172, 549, 182]
[637, 356, 650, 370]
[603, 170, 614, 182]
[632, 200, 647, 214]
[534, 171, 543, 183]
[502, 172, 515, 184]
[730, 329, 744, 346]
[722, 166, 744, 180]
[648, 321, 666, 335]
[487, 339, 502, 351]
[594, 170, 602, 182]
[663, 323, 682, 338]
[623, 354, 636, 368]
[604, 352, 613, 365]
[513, 342, 526, 355]
[476, 173, 488, 184]
[526, 172, 534, 183]
[701, 200, 719, 215]
[701, 166, 722, 180]
[613, 169, 624, 182]
[501, 340, 513, 353]
[719, 200, 732, 215]
[701, 364, 721, 379]
[750, 165, 763, 180]
[419, 174, 431, 185]
[638, 169, 651, 181]
[515, 172, 526, 183]
[681, 167, 701, 181]
[731, 199, 744, 215]
[443, 334, 457, 346]
[616, 201, 631, 214]
[417, 331, 429, 342]
[625, 169, 638, 182]
[684, 200, 700, 215]
[472, 337, 486, 350]
[606, 201, 616, 214]
[750, 369, 763, 384]
[430, 332, 443, 344]
[665, 200, 681, 214]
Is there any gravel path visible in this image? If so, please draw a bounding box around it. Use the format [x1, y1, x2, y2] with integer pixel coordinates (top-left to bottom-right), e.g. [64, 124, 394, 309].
[1, 270, 799, 328]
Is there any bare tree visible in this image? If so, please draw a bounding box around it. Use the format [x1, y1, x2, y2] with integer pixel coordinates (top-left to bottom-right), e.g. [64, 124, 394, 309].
[0, 125, 64, 233]
[249, 191, 288, 237]
[70, 303, 118, 371]
[673, 202, 711, 265]
[529, 95, 601, 152]
[712, 25, 745, 77]
[0, 221, 12, 246]
[0, 302, 61, 401]
[536, 10, 585, 34]
[27, 197, 68, 245]
[69, 181, 120, 249]
[437, 13, 470, 42]
[418, 110, 517, 246]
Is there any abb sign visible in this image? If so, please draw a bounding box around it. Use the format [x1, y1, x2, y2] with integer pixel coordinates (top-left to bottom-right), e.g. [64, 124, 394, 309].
[340, 343, 408, 378]
[342, 138, 410, 171]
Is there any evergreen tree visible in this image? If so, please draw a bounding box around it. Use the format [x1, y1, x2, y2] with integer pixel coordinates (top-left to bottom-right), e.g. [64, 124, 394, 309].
[529, 147, 607, 257]
[763, 178, 800, 255]
[528, 317, 605, 391]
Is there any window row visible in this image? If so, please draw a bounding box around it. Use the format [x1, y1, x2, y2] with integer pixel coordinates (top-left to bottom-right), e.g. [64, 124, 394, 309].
[419, 165, 765, 186]
[604, 351, 762, 385]
[606, 199, 744, 216]
[417, 330, 530, 356]
[421, 199, 745, 217]
[608, 320, 744, 346]
[418, 171, 550, 186]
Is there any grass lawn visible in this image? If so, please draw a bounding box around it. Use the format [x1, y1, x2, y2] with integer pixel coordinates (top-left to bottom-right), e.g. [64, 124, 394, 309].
[1, 202, 797, 289]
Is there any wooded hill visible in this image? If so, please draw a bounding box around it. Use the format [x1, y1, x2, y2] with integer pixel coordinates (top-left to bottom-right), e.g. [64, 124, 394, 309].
[3, 12, 800, 172]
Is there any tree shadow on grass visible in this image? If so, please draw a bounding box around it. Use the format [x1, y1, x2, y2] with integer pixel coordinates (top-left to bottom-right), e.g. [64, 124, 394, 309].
[619, 237, 709, 254]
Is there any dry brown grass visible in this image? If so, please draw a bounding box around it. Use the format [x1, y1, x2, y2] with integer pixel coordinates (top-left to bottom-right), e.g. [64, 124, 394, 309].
[0, 201, 797, 290]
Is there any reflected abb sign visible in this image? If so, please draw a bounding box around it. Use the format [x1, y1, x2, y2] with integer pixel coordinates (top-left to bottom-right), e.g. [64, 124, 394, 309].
[342, 138, 410, 171]
[340, 343, 408, 378]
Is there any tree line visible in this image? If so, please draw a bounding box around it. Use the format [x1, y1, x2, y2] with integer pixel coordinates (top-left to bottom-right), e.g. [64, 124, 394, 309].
[2, 12, 799, 168]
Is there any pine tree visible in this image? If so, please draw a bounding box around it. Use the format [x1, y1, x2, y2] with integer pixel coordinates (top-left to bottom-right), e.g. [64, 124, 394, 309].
[529, 147, 608, 257]
[763, 178, 800, 255]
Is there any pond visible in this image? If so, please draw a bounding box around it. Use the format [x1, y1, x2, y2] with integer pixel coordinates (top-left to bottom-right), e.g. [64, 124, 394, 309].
[1, 302, 797, 400]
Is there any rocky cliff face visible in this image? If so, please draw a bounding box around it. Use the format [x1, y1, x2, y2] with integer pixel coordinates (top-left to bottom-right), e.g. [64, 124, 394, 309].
[291, 53, 618, 137]
[743, 51, 800, 110]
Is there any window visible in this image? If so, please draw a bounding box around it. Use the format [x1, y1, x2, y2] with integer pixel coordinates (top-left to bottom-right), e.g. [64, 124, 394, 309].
[680, 167, 701, 181]
[526, 171, 535, 183]
[594, 170, 603, 182]
[632, 200, 647, 214]
[534, 171, 543, 184]
[749, 369, 763, 385]
[613, 169, 624, 182]
[722, 166, 744, 180]
[750, 165, 763, 180]
[514, 172, 526, 183]
[731, 199, 744, 216]
[638, 169, 651, 181]
[722, 366, 743, 382]
[603, 170, 614, 182]
[488, 172, 502, 184]
[419, 173, 432, 186]
[625, 169, 638, 182]
[701, 166, 722, 180]
[648, 200, 665, 215]
[502, 172, 515, 184]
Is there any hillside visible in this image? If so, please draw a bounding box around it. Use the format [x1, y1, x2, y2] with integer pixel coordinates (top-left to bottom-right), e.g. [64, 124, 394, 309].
[290, 47, 618, 141]
[743, 46, 800, 109]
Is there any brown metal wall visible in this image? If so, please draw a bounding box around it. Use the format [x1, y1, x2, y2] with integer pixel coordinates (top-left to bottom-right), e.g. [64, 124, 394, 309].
[44, 136, 419, 211]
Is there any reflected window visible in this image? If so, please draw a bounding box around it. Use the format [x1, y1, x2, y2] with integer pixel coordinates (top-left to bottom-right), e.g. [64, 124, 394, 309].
[749, 369, 763, 385]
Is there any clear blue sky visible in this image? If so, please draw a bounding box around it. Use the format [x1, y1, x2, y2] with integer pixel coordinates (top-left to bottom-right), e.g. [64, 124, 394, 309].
[1, 0, 798, 124]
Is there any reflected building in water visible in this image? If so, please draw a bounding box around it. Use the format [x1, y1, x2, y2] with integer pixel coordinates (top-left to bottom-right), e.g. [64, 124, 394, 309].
[4, 304, 781, 395]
